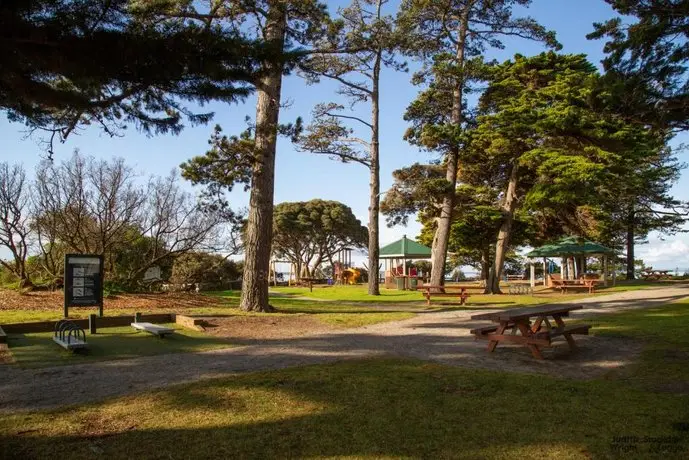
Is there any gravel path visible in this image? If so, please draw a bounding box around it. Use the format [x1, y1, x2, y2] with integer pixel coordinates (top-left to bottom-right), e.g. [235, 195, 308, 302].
[1, 285, 687, 413]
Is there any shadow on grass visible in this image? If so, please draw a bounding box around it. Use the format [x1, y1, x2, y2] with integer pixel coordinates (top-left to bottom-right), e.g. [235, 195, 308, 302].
[1, 359, 688, 459]
[6, 326, 234, 368]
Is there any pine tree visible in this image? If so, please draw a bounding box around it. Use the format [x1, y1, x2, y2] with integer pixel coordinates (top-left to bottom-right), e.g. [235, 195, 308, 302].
[179, 1, 330, 312]
[1, 0, 277, 150]
[397, 0, 559, 286]
[297, 0, 404, 295]
[589, 0, 689, 131]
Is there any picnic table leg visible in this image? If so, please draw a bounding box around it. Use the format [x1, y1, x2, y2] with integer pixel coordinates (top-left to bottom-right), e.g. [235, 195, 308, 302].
[460, 288, 467, 305]
[531, 316, 545, 333]
[487, 321, 508, 353]
[516, 321, 544, 359]
[552, 314, 578, 350]
[425, 292, 431, 306]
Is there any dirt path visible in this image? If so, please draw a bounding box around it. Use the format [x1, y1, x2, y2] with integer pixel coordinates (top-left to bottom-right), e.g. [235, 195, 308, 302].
[1, 285, 687, 413]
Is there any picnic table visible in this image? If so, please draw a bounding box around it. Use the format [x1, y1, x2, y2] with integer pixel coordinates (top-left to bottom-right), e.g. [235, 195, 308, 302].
[470, 305, 591, 359]
[551, 278, 600, 294]
[419, 284, 477, 306]
[298, 277, 320, 292]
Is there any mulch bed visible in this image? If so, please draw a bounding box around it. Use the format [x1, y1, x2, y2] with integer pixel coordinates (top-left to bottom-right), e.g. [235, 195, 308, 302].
[0, 290, 229, 312]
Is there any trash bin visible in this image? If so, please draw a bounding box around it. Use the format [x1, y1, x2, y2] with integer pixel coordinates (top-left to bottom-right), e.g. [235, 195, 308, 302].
[409, 278, 418, 290]
[395, 277, 405, 290]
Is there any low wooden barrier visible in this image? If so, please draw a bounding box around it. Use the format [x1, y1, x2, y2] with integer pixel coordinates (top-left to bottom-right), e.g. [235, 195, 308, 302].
[1, 313, 174, 334]
[174, 314, 206, 331]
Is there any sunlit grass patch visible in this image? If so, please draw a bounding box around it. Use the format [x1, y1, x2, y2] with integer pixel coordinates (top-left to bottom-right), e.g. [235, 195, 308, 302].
[1, 358, 687, 459]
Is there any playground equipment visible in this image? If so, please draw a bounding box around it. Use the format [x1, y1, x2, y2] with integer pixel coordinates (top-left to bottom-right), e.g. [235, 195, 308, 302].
[334, 263, 363, 285]
[343, 267, 361, 285]
[53, 319, 88, 351]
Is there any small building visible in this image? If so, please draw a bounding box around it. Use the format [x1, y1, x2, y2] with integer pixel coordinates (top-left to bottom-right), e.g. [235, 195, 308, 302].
[380, 235, 432, 290]
[526, 236, 617, 287]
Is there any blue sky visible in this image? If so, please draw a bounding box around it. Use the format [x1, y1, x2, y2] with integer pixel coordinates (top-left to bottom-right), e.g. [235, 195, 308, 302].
[2, 0, 688, 271]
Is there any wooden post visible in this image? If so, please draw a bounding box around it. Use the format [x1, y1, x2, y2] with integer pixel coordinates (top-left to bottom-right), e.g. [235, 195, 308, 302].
[602, 255, 608, 287]
[561, 257, 567, 280]
[543, 258, 547, 286]
[89, 314, 97, 334]
[530, 263, 536, 288]
[612, 257, 617, 286]
[572, 257, 578, 279]
[135, 312, 142, 323]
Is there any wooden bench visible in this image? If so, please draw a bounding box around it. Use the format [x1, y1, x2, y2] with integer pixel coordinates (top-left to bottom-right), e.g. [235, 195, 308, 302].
[53, 320, 88, 351]
[131, 322, 175, 337]
[470, 325, 500, 336]
[535, 324, 591, 339]
[558, 280, 599, 294]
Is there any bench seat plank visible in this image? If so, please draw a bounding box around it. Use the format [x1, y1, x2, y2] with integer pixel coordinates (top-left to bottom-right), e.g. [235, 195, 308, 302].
[536, 324, 591, 339]
[131, 322, 175, 337]
[472, 333, 551, 347]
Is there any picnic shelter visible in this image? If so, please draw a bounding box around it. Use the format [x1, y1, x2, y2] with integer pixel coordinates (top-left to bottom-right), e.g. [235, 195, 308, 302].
[525, 237, 617, 287]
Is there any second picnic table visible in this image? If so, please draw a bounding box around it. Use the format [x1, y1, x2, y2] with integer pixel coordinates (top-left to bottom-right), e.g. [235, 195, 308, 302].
[470, 305, 591, 359]
[418, 284, 477, 305]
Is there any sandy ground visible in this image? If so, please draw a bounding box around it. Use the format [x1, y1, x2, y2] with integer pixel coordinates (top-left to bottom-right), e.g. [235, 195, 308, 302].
[1, 285, 688, 413]
[200, 315, 333, 340]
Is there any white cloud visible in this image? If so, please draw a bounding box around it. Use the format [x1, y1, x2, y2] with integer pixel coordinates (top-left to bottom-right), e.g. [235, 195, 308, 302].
[636, 233, 689, 271]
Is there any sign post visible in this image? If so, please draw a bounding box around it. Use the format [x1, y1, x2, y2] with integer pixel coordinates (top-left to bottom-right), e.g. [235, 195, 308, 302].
[64, 254, 104, 318]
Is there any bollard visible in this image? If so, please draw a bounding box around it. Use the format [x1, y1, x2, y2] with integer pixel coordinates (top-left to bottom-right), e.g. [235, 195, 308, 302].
[89, 314, 97, 334]
[134, 312, 142, 323]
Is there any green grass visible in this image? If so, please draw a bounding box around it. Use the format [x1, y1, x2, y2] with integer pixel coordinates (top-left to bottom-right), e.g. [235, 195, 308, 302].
[1, 358, 687, 459]
[270, 285, 427, 302]
[596, 279, 682, 293]
[5, 324, 234, 368]
[269, 284, 602, 307]
[2, 288, 689, 457]
[584, 298, 689, 390]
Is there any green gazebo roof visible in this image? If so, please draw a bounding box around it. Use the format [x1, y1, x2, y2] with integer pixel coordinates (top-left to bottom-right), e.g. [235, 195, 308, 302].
[380, 235, 432, 259]
[526, 236, 615, 258]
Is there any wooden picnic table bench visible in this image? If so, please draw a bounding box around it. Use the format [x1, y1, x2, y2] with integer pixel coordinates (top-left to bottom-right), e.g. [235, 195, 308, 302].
[470, 305, 591, 359]
[131, 322, 175, 338]
[419, 284, 479, 306]
[551, 279, 600, 294]
[297, 277, 321, 292]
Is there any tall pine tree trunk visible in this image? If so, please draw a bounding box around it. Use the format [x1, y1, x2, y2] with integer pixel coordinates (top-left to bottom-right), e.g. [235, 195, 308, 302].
[239, 5, 286, 312]
[480, 247, 491, 282]
[429, 4, 472, 286]
[626, 210, 635, 280]
[487, 162, 519, 294]
[367, 40, 382, 296]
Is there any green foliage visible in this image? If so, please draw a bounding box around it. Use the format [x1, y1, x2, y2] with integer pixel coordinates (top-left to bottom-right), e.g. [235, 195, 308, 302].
[380, 163, 449, 226]
[170, 253, 243, 286]
[589, 0, 689, 131]
[272, 200, 368, 277]
[2, 0, 279, 145]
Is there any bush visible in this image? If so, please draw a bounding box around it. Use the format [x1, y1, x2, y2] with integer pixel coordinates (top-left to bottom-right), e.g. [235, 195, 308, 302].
[170, 253, 242, 287]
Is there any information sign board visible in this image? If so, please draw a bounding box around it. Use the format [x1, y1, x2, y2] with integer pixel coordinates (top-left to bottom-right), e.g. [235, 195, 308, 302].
[64, 254, 104, 317]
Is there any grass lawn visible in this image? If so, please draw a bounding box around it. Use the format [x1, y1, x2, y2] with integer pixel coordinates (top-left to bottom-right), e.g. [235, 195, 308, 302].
[584, 297, 689, 391]
[1, 356, 687, 459]
[2, 299, 689, 458]
[270, 284, 600, 307]
[5, 324, 234, 368]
